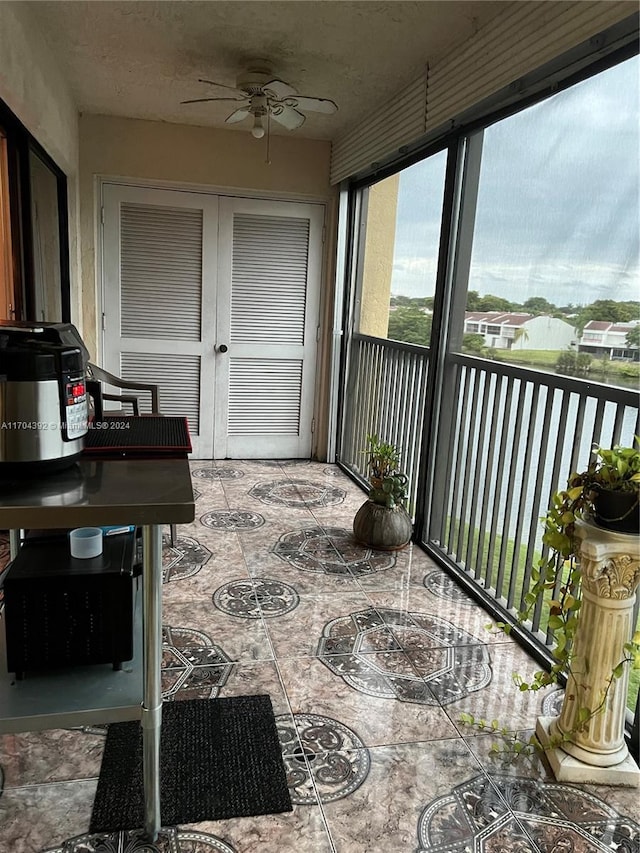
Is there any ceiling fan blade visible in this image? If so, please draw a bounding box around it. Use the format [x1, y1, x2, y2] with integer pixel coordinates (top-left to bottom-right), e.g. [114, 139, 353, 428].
[271, 104, 306, 130]
[284, 95, 338, 114]
[225, 108, 251, 125]
[181, 97, 247, 105]
[198, 78, 246, 98]
[262, 78, 297, 99]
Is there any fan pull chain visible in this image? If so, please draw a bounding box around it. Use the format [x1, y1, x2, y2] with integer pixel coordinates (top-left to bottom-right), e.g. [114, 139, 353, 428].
[265, 109, 271, 165]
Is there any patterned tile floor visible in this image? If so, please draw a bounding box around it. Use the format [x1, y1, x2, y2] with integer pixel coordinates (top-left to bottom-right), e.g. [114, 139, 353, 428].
[0, 461, 638, 852]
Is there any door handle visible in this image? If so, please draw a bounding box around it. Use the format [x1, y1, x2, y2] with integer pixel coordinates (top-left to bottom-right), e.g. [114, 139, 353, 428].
[216, 344, 228, 353]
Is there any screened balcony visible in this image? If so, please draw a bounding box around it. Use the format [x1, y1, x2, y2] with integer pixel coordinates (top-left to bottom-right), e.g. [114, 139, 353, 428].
[0, 5, 639, 851]
[335, 53, 640, 739]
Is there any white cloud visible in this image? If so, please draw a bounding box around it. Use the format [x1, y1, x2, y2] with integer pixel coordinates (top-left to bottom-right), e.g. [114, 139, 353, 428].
[389, 254, 640, 305]
[391, 255, 439, 296]
[387, 56, 639, 307]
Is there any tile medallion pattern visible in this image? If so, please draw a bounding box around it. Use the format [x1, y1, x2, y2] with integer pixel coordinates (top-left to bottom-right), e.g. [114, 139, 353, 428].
[318, 608, 492, 705]
[5, 460, 638, 853]
[213, 578, 299, 619]
[423, 570, 474, 605]
[162, 536, 212, 583]
[417, 772, 640, 853]
[273, 527, 396, 576]
[277, 713, 370, 805]
[200, 509, 265, 531]
[541, 687, 565, 717]
[191, 467, 244, 480]
[249, 480, 346, 508]
[162, 625, 233, 700]
[43, 828, 237, 853]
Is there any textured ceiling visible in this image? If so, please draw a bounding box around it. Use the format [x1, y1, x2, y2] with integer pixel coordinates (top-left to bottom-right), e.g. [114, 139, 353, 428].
[23, 0, 507, 140]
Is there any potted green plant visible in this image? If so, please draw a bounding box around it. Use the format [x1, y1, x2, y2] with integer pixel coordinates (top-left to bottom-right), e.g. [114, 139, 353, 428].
[353, 434, 413, 550]
[364, 434, 400, 485]
[516, 440, 638, 675]
[549, 441, 640, 538]
[462, 438, 640, 757]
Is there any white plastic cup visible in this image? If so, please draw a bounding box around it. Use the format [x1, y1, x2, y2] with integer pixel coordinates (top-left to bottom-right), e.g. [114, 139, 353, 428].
[70, 527, 103, 559]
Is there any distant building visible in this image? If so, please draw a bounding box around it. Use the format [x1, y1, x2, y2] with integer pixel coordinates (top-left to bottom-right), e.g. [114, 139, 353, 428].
[578, 320, 640, 361]
[463, 312, 576, 351]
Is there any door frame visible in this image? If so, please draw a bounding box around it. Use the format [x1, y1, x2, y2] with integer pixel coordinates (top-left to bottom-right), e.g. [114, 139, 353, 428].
[96, 176, 329, 458]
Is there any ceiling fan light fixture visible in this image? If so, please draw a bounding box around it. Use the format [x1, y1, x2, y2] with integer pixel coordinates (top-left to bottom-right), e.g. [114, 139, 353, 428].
[251, 114, 266, 139]
[182, 64, 338, 143]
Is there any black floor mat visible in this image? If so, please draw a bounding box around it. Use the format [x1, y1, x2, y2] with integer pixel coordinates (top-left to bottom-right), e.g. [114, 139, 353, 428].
[90, 695, 292, 832]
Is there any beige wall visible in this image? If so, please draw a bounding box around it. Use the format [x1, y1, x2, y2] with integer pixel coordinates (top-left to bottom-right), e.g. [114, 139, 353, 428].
[359, 174, 399, 337]
[0, 1, 80, 322]
[79, 113, 337, 457]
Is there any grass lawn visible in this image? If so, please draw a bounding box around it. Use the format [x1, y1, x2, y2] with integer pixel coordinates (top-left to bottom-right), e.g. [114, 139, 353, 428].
[498, 349, 560, 368]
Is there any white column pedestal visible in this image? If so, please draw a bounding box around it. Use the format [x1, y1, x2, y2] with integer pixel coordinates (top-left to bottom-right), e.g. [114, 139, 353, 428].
[536, 519, 640, 787]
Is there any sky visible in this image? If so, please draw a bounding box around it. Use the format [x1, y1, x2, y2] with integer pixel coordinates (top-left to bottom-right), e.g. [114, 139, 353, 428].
[389, 55, 640, 308]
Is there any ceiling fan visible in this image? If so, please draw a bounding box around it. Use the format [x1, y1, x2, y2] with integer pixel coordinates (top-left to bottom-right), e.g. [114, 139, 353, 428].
[181, 65, 338, 138]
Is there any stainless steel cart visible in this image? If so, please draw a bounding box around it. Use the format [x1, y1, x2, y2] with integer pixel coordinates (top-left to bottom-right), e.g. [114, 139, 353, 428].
[0, 458, 195, 840]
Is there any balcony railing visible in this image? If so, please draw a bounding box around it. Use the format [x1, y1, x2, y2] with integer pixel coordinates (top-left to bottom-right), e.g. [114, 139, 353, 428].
[339, 337, 640, 716]
[426, 354, 640, 642]
[340, 334, 429, 513]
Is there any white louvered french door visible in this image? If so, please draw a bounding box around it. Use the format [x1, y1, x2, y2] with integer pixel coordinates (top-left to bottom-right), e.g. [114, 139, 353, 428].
[215, 197, 323, 458]
[102, 184, 218, 457]
[102, 185, 323, 459]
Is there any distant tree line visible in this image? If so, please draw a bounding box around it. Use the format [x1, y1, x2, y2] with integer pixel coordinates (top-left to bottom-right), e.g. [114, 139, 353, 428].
[464, 292, 640, 327]
[390, 295, 435, 310]
[387, 293, 640, 349]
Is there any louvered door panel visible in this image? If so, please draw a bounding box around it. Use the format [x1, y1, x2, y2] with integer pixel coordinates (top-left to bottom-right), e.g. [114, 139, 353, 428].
[121, 352, 201, 433]
[228, 358, 302, 435]
[216, 197, 323, 458]
[120, 203, 202, 341]
[231, 214, 310, 346]
[103, 184, 217, 457]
